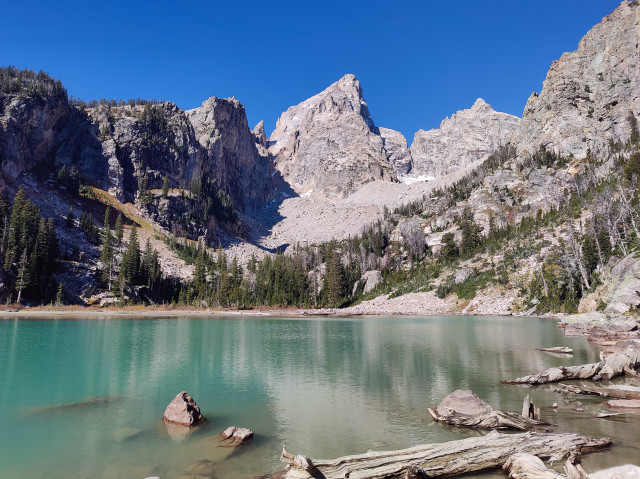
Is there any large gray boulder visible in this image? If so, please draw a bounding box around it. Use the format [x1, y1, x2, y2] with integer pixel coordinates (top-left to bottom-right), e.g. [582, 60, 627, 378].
[435, 390, 494, 417]
[268, 74, 395, 199]
[604, 255, 640, 314]
[163, 391, 206, 426]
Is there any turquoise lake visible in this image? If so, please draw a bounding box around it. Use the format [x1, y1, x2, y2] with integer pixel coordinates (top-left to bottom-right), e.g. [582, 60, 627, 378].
[0, 315, 638, 478]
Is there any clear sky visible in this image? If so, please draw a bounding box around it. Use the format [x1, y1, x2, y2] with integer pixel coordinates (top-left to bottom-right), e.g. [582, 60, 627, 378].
[0, 0, 623, 141]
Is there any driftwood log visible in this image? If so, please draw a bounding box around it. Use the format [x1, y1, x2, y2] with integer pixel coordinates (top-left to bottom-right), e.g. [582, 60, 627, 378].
[552, 383, 640, 400]
[504, 452, 588, 479]
[428, 390, 544, 431]
[536, 347, 574, 355]
[428, 408, 544, 431]
[502, 349, 640, 385]
[267, 431, 611, 479]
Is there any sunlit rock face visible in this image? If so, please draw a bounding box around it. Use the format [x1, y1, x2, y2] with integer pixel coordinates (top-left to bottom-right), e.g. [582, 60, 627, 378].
[409, 98, 520, 180]
[268, 74, 395, 200]
[379, 127, 413, 177]
[514, 1, 640, 158]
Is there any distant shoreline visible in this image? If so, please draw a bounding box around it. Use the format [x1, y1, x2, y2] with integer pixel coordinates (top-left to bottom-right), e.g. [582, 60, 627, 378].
[0, 304, 553, 320]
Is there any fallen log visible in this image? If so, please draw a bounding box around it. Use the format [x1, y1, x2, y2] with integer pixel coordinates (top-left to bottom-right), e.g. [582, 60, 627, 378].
[428, 390, 544, 431]
[551, 383, 640, 400]
[502, 349, 640, 385]
[267, 431, 611, 479]
[504, 452, 588, 479]
[536, 347, 573, 354]
[428, 408, 544, 431]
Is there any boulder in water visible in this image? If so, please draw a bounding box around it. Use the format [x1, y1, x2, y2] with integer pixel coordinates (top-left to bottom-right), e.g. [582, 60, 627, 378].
[163, 391, 206, 426]
[220, 426, 254, 445]
[435, 390, 493, 417]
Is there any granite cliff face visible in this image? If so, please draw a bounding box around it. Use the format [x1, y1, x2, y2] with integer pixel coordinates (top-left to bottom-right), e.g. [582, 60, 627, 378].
[515, 1, 640, 158]
[0, 76, 273, 216]
[88, 102, 202, 203]
[379, 127, 412, 177]
[268, 74, 395, 199]
[187, 97, 273, 211]
[409, 99, 520, 179]
[0, 81, 70, 182]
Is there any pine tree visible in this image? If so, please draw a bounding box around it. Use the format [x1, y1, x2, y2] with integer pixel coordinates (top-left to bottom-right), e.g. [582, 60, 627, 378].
[322, 240, 345, 308]
[460, 207, 482, 257]
[120, 224, 140, 283]
[440, 232, 459, 260]
[114, 212, 123, 244]
[162, 175, 169, 199]
[66, 206, 75, 228]
[4, 189, 27, 267]
[15, 248, 29, 303]
[192, 244, 207, 299]
[55, 282, 64, 306]
[100, 212, 114, 288]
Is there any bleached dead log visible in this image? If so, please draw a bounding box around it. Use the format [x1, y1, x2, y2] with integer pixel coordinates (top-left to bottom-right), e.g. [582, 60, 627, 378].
[536, 347, 573, 354]
[502, 350, 640, 385]
[428, 408, 544, 431]
[503, 453, 566, 479]
[268, 431, 611, 479]
[503, 451, 588, 479]
[428, 390, 544, 431]
[552, 383, 640, 400]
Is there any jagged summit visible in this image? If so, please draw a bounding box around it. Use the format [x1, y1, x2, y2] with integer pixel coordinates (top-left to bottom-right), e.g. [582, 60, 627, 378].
[409, 99, 520, 179]
[514, 0, 640, 157]
[268, 74, 394, 199]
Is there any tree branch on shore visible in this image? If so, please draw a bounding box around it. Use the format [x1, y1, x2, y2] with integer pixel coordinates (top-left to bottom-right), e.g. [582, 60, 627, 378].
[268, 431, 610, 479]
[502, 350, 640, 385]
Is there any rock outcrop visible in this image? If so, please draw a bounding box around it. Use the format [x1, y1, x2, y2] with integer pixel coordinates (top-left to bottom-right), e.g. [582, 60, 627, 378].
[268, 74, 395, 199]
[87, 102, 202, 203]
[410, 98, 520, 179]
[0, 77, 70, 182]
[379, 127, 412, 177]
[163, 391, 206, 426]
[515, 1, 640, 158]
[187, 97, 273, 211]
[1, 67, 274, 218]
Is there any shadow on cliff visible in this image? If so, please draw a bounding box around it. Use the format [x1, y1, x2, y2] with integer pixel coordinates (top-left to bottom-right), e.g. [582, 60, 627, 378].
[232, 170, 298, 254]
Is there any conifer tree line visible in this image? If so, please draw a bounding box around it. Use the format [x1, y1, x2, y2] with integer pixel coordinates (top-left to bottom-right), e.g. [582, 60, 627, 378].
[0, 189, 58, 303]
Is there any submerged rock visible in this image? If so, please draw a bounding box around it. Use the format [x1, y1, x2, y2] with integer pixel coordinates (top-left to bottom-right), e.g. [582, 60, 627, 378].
[220, 426, 254, 445]
[163, 391, 206, 426]
[435, 389, 493, 417]
[177, 459, 216, 479]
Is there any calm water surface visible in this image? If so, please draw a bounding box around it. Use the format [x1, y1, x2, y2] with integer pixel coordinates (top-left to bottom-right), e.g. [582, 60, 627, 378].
[0, 315, 638, 478]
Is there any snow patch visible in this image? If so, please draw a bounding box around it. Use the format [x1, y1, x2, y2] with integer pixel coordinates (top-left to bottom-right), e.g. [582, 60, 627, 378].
[400, 175, 435, 185]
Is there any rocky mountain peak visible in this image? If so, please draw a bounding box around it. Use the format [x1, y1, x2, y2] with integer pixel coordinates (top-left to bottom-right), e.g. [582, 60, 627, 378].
[470, 98, 491, 112]
[268, 74, 394, 199]
[514, 1, 640, 158]
[409, 99, 520, 179]
[252, 120, 266, 146]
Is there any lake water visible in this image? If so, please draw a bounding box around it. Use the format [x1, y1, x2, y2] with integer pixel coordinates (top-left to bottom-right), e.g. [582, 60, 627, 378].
[0, 315, 638, 478]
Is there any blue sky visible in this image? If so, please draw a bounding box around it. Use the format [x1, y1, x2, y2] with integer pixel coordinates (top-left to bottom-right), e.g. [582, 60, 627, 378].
[1, 0, 623, 141]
